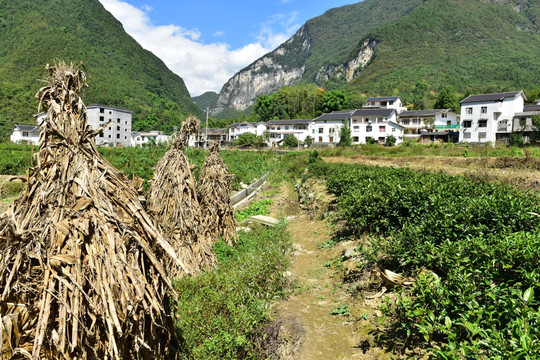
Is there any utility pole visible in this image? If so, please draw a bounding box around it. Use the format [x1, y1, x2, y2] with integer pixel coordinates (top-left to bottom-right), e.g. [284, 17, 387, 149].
[205, 106, 209, 149]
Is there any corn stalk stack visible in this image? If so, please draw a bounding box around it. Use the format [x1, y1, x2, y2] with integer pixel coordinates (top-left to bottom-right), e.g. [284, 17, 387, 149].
[147, 116, 216, 277]
[197, 142, 237, 246]
[0, 62, 185, 359]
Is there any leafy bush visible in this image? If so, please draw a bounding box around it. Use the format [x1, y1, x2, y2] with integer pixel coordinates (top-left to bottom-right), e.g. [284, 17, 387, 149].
[173, 224, 290, 359]
[283, 134, 299, 148]
[234, 199, 273, 222]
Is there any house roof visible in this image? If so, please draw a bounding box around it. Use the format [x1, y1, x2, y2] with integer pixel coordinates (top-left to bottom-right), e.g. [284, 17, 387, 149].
[267, 119, 312, 126]
[398, 109, 448, 117]
[366, 96, 400, 102]
[460, 91, 525, 104]
[352, 108, 395, 117]
[15, 124, 38, 132]
[524, 105, 540, 112]
[314, 111, 353, 121]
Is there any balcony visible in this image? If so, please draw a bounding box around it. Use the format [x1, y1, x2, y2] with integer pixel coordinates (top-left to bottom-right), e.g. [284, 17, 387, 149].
[434, 125, 459, 130]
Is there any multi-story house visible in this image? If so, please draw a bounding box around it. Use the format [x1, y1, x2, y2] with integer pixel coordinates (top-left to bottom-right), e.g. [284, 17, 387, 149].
[309, 111, 353, 145]
[364, 96, 407, 113]
[266, 119, 312, 146]
[10, 124, 40, 145]
[397, 109, 460, 140]
[131, 131, 171, 147]
[459, 91, 526, 143]
[228, 122, 267, 141]
[350, 108, 404, 145]
[36, 104, 132, 147]
[193, 128, 229, 147]
[512, 102, 540, 143]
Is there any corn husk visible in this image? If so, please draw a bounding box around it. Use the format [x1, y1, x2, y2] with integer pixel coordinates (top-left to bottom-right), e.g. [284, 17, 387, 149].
[148, 116, 216, 277]
[197, 142, 237, 245]
[0, 61, 183, 359]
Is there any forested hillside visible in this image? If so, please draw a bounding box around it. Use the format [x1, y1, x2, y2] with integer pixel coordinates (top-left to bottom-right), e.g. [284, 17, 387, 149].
[0, 0, 202, 139]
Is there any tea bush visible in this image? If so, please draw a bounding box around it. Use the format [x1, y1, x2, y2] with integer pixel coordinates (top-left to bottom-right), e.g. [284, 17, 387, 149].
[311, 162, 540, 358]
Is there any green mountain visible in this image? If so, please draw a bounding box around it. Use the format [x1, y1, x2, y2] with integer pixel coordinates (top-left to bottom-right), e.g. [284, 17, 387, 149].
[192, 91, 218, 112]
[0, 0, 202, 139]
[215, 0, 540, 113]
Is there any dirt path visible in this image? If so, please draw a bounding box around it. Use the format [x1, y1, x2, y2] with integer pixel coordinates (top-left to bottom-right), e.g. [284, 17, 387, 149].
[263, 185, 388, 360]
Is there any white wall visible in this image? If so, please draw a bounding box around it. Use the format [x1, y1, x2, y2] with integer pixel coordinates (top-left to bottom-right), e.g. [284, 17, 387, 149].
[309, 120, 344, 144]
[350, 113, 403, 145]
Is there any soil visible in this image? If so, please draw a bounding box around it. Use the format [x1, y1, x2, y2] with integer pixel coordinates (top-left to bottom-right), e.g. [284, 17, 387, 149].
[323, 155, 540, 192]
[257, 183, 391, 360]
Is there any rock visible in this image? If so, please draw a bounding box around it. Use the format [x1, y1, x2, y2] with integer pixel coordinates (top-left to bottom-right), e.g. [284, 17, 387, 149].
[342, 248, 356, 260]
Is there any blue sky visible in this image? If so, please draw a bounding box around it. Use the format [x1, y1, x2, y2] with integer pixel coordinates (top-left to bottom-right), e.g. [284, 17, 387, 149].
[99, 0, 356, 96]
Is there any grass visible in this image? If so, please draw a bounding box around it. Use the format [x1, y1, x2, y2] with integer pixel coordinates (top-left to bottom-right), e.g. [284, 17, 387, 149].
[173, 224, 291, 359]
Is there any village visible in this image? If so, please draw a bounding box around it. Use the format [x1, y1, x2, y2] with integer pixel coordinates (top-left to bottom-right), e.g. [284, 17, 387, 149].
[11, 91, 540, 149]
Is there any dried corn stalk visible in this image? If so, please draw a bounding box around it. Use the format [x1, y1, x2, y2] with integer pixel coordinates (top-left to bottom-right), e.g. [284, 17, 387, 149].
[197, 142, 237, 245]
[148, 116, 216, 276]
[0, 61, 184, 359]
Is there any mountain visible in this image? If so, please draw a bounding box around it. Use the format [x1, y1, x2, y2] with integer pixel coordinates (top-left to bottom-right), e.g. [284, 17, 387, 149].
[214, 0, 540, 113]
[0, 0, 202, 139]
[192, 91, 218, 112]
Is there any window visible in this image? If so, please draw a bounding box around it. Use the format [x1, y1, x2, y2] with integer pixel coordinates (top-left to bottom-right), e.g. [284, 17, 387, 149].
[312, 129, 315, 134]
[463, 120, 472, 128]
[466, 107, 472, 115]
[108, 127, 111, 130]
[366, 125, 372, 132]
[318, 128, 324, 134]
[277, 126, 281, 130]
[479, 132, 487, 139]
[318, 136, 323, 143]
[22, 131, 29, 137]
[99, 133, 104, 138]
[124, 136, 127, 139]
[284, 126, 289, 130]
[109, 111, 112, 114]
[447, 121, 452, 126]
[353, 137, 359, 142]
[125, 121, 127, 125]
[100, 108, 104, 113]
[108, 135, 111, 138]
[402, 119, 410, 125]
[441, 113, 447, 118]
[463, 132, 471, 139]
[117, 119, 120, 123]
[389, 101, 394, 105]
[366, 136, 373, 142]
[329, 128, 335, 134]
[378, 137, 385, 144]
[478, 120, 487, 128]
[379, 126, 386, 132]
[116, 134, 120, 139]
[392, 127, 396, 132]
[117, 126, 120, 131]
[413, 119, 419, 125]
[481, 106, 487, 114]
[353, 126, 360, 132]
[100, 116, 104, 122]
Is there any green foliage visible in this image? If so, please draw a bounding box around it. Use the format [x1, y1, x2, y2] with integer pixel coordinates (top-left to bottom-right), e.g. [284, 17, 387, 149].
[312, 161, 540, 358]
[307, 149, 319, 164]
[234, 199, 273, 223]
[330, 304, 350, 316]
[384, 134, 396, 147]
[173, 224, 290, 359]
[304, 135, 314, 147]
[338, 124, 352, 147]
[232, 133, 266, 148]
[192, 91, 218, 112]
[319, 90, 350, 114]
[253, 85, 323, 121]
[0, 143, 35, 175]
[0, 0, 201, 139]
[434, 85, 460, 113]
[282, 134, 299, 148]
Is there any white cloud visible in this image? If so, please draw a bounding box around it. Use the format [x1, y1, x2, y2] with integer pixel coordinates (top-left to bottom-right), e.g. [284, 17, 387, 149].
[99, 0, 298, 96]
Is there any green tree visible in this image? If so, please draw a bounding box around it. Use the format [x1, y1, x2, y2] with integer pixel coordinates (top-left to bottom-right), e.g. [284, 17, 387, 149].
[283, 134, 299, 148]
[254, 95, 274, 122]
[385, 135, 397, 147]
[434, 85, 460, 113]
[233, 132, 266, 147]
[304, 136, 314, 147]
[319, 90, 350, 114]
[338, 124, 352, 147]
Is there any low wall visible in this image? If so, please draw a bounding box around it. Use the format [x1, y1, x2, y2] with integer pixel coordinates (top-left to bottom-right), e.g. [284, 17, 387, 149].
[231, 173, 270, 206]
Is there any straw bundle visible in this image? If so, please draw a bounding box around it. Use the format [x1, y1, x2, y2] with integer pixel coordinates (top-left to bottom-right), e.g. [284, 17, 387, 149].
[147, 116, 216, 276]
[197, 142, 237, 246]
[0, 62, 184, 359]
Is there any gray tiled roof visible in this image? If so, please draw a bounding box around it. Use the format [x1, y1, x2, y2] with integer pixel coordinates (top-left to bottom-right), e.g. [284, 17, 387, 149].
[87, 104, 132, 113]
[366, 96, 400, 102]
[352, 108, 395, 117]
[524, 105, 540, 112]
[398, 109, 445, 117]
[267, 119, 312, 125]
[314, 111, 354, 121]
[460, 91, 524, 104]
[15, 124, 38, 132]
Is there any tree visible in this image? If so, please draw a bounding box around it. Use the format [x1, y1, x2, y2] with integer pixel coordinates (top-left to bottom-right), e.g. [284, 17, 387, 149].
[233, 132, 266, 147]
[338, 124, 352, 147]
[253, 95, 274, 122]
[304, 136, 314, 147]
[385, 135, 397, 147]
[412, 81, 429, 110]
[283, 134, 299, 148]
[434, 85, 460, 113]
[319, 90, 350, 114]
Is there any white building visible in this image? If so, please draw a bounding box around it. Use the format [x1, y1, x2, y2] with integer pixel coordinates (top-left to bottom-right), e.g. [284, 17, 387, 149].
[310, 111, 353, 145]
[398, 109, 460, 140]
[36, 104, 132, 147]
[131, 131, 171, 147]
[511, 103, 540, 143]
[193, 128, 229, 147]
[350, 109, 404, 145]
[228, 122, 267, 141]
[459, 91, 526, 143]
[364, 96, 407, 113]
[266, 119, 312, 146]
[10, 124, 40, 145]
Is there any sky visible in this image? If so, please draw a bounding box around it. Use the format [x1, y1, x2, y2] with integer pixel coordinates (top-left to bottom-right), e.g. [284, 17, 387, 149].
[98, 0, 356, 97]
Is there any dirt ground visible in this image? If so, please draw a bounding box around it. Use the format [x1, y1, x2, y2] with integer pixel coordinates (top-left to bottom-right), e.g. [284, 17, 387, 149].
[323, 155, 540, 192]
